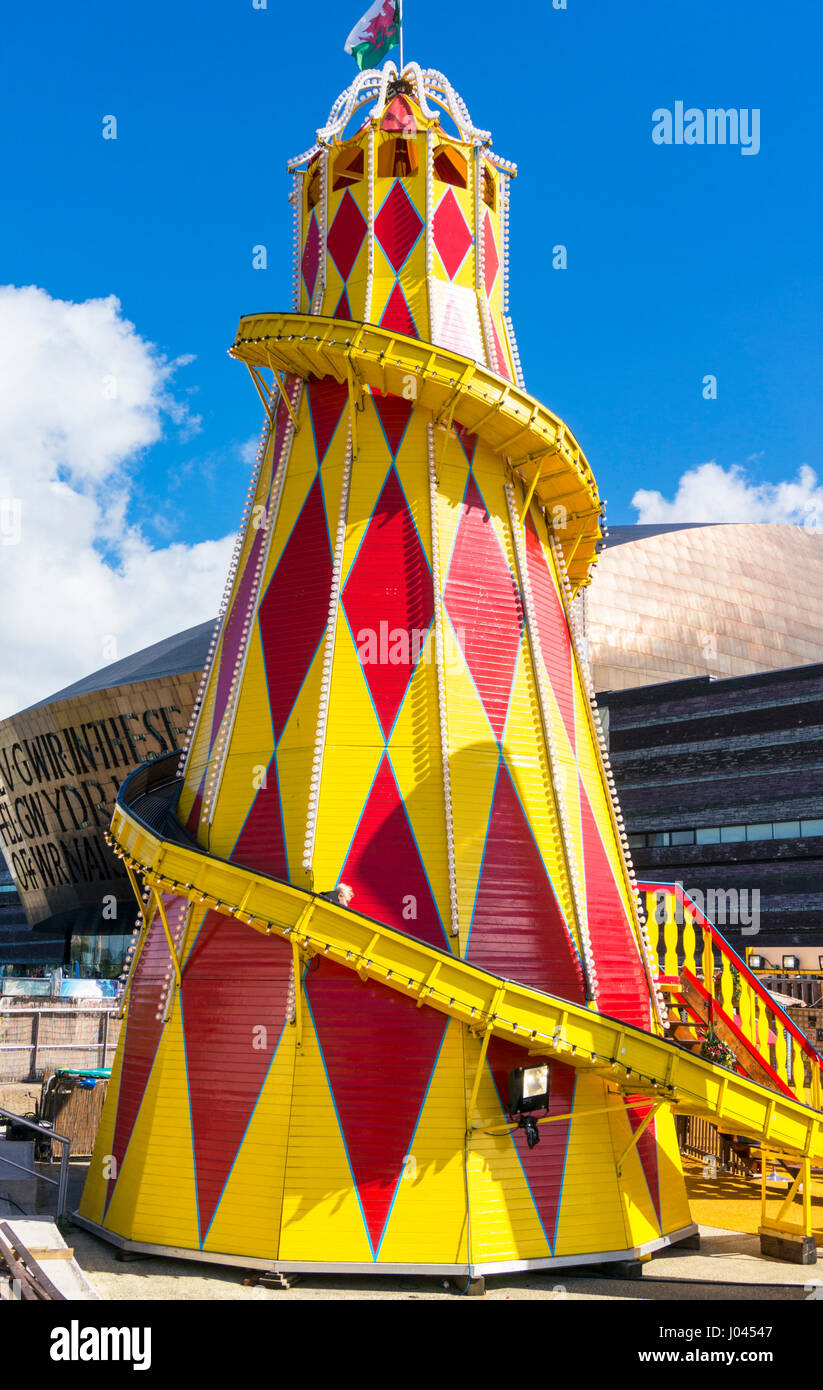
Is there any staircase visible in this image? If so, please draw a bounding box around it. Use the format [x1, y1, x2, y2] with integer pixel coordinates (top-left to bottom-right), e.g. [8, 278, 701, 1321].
[639, 880, 823, 1110]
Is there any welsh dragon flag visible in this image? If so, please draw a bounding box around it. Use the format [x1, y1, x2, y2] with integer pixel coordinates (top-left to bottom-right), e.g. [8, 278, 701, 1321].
[345, 0, 401, 71]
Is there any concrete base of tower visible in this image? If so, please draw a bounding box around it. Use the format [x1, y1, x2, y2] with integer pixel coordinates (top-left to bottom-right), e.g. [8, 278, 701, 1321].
[72, 1213, 699, 1279]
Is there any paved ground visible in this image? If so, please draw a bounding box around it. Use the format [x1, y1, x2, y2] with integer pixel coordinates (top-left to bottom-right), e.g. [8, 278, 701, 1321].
[44, 1162, 822, 1301]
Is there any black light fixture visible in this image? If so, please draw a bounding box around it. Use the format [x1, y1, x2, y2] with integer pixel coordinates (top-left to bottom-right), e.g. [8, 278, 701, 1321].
[748, 954, 766, 971]
[509, 1064, 549, 1126]
[783, 955, 801, 971]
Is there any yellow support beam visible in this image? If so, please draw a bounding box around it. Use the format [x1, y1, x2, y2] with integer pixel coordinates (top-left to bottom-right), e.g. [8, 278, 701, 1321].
[615, 1100, 663, 1176]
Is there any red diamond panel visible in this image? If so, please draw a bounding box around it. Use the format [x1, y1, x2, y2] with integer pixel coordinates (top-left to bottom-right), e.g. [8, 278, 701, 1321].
[328, 190, 367, 282]
[306, 959, 447, 1252]
[306, 376, 349, 464]
[454, 423, 477, 466]
[258, 474, 332, 742]
[433, 188, 473, 280]
[334, 287, 353, 321]
[342, 468, 432, 737]
[371, 392, 414, 458]
[579, 781, 651, 1030]
[466, 761, 586, 1002]
[105, 895, 187, 1213]
[379, 282, 417, 338]
[483, 209, 500, 298]
[339, 754, 446, 948]
[302, 213, 321, 300]
[375, 180, 423, 272]
[381, 95, 417, 134]
[489, 316, 512, 381]
[627, 1100, 662, 1225]
[443, 476, 523, 740]
[182, 914, 292, 1242]
[232, 755, 288, 880]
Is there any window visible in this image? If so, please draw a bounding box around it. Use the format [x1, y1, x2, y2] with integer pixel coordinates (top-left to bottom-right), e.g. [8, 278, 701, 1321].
[801, 818, 823, 837]
[433, 145, 467, 188]
[773, 820, 800, 838]
[720, 825, 746, 843]
[333, 145, 364, 190]
[746, 823, 773, 841]
[671, 830, 695, 845]
[626, 833, 647, 849]
[696, 827, 720, 844]
[378, 137, 419, 178]
[482, 162, 496, 209]
[648, 832, 670, 847]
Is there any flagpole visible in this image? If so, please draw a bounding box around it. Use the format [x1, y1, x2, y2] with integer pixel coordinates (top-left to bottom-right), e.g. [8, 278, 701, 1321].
[398, 0, 404, 73]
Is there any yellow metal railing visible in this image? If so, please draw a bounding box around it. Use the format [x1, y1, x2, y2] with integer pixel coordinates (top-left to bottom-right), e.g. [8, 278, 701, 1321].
[642, 882, 823, 1111]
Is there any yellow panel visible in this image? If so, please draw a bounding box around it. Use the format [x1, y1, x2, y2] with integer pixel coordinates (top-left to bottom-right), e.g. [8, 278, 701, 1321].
[178, 901, 208, 972]
[311, 618, 383, 890]
[650, 1104, 692, 1236]
[390, 412, 432, 560]
[435, 458, 470, 575]
[103, 1006, 198, 1248]
[553, 1075, 629, 1256]
[378, 1022, 468, 1264]
[573, 658, 638, 927]
[502, 642, 578, 951]
[203, 1023, 296, 1259]
[606, 1094, 663, 1248]
[177, 663, 218, 829]
[261, 439, 316, 583]
[319, 454, 347, 553]
[541, 674, 585, 905]
[276, 640, 325, 884]
[78, 1018, 127, 1226]
[339, 406, 392, 589]
[387, 649, 451, 941]
[443, 648, 499, 956]
[466, 1034, 550, 1263]
[279, 1007, 373, 1263]
[208, 623, 274, 861]
[371, 243, 429, 342]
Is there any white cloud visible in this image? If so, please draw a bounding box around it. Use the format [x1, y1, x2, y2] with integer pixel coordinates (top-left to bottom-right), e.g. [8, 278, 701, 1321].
[632, 461, 823, 529]
[0, 286, 235, 718]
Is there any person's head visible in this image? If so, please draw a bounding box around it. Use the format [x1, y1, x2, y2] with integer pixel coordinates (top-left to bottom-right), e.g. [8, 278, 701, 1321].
[336, 882, 354, 907]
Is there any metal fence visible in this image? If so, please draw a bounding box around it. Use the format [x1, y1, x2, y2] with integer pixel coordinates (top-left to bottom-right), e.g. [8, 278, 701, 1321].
[0, 1007, 121, 1083]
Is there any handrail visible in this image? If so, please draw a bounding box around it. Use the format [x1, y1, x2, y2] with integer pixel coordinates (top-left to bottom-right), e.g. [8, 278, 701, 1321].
[640, 880, 823, 1110]
[0, 1106, 71, 1220]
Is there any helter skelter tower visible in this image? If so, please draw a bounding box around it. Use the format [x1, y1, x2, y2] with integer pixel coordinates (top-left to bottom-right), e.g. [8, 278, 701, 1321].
[80, 63, 696, 1274]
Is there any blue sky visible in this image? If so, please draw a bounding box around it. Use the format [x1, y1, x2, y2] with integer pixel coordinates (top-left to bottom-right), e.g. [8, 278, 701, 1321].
[0, 0, 821, 708]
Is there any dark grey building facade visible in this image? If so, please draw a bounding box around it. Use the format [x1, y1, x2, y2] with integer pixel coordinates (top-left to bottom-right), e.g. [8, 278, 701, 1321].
[599, 662, 823, 958]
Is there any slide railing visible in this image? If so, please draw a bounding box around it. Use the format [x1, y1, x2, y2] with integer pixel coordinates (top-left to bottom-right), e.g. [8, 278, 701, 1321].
[105, 757, 823, 1169]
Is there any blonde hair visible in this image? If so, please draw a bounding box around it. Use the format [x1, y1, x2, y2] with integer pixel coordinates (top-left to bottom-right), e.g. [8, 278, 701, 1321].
[337, 882, 354, 901]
